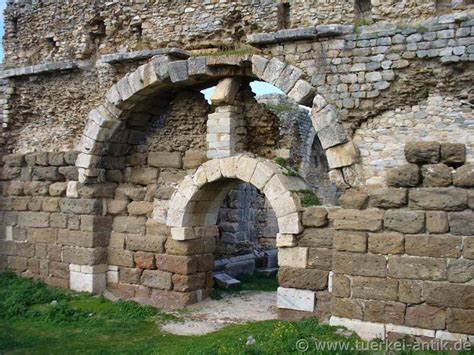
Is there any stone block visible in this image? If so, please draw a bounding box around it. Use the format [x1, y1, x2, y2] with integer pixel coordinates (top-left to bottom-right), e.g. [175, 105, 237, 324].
[301, 206, 328, 227]
[276, 233, 297, 247]
[447, 259, 474, 283]
[58, 166, 78, 180]
[210, 78, 241, 105]
[387, 164, 420, 187]
[142, 269, 172, 290]
[448, 211, 474, 235]
[440, 143, 465, 166]
[128, 168, 159, 186]
[77, 183, 117, 199]
[364, 300, 405, 325]
[108, 249, 134, 267]
[49, 182, 67, 197]
[277, 212, 303, 234]
[59, 198, 102, 214]
[183, 150, 207, 169]
[63, 246, 106, 265]
[113, 216, 146, 234]
[278, 247, 307, 268]
[333, 231, 367, 253]
[311, 105, 347, 149]
[127, 234, 165, 253]
[453, 164, 474, 187]
[298, 228, 333, 248]
[32, 167, 62, 181]
[330, 316, 385, 341]
[399, 280, 423, 304]
[421, 164, 453, 187]
[388, 256, 446, 281]
[148, 151, 182, 169]
[155, 254, 197, 274]
[330, 209, 384, 232]
[426, 211, 449, 234]
[307, 248, 332, 270]
[70, 269, 106, 293]
[127, 201, 153, 216]
[172, 272, 207, 292]
[409, 188, 467, 211]
[424, 282, 474, 308]
[165, 238, 206, 256]
[338, 188, 368, 209]
[332, 252, 386, 277]
[27, 228, 57, 244]
[17, 212, 50, 228]
[251, 55, 268, 78]
[368, 232, 404, 255]
[119, 267, 142, 284]
[384, 210, 425, 234]
[446, 309, 474, 334]
[277, 287, 315, 312]
[405, 141, 440, 164]
[325, 141, 358, 169]
[288, 79, 315, 105]
[405, 234, 461, 258]
[149, 289, 199, 309]
[330, 297, 363, 319]
[331, 274, 350, 297]
[278, 267, 328, 291]
[352, 276, 398, 301]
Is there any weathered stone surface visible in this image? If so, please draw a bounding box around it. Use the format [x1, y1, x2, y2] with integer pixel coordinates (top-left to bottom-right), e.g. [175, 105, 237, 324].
[142, 270, 172, 290]
[210, 77, 241, 105]
[331, 274, 350, 298]
[384, 210, 425, 234]
[278, 247, 307, 268]
[333, 231, 367, 253]
[155, 254, 197, 274]
[405, 234, 461, 258]
[364, 300, 405, 325]
[424, 282, 474, 309]
[440, 143, 465, 166]
[448, 211, 474, 235]
[388, 256, 446, 280]
[447, 259, 474, 283]
[446, 309, 474, 334]
[332, 252, 386, 277]
[302, 207, 328, 227]
[368, 232, 404, 254]
[127, 234, 165, 253]
[128, 168, 159, 185]
[59, 198, 102, 214]
[421, 164, 452, 187]
[409, 188, 467, 211]
[49, 182, 67, 197]
[113, 216, 146, 234]
[134, 251, 156, 269]
[330, 209, 384, 232]
[119, 268, 142, 284]
[325, 141, 358, 169]
[127, 201, 153, 216]
[108, 249, 134, 267]
[369, 188, 407, 209]
[352, 276, 398, 301]
[298, 228, 333, 248]
[399, 280, 423, 304]
[337, 188, 368, 209]
[182, 151, 207, 169]
[453, 164, 474, 187]
[311, 105, 347, 149]
[330, 297, 363, 319]
[277, 287, 315, 312]
[463, 237, 474, 259]
[405, 141, 440, 164]
[148, 152, 182, 169]
[63, 246, 106, 265]
[278, 267, 328, 290]
[425, 211, 449, 234]
[387, 164, 420, 187]
[17, 212, 49, 228]
[307, 248, 332, 270]
[165, 238, 206, 256]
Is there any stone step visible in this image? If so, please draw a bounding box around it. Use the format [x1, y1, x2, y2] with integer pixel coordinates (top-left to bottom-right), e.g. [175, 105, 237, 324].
[214, 272, 241, 289]
[255, 267, 279, 278]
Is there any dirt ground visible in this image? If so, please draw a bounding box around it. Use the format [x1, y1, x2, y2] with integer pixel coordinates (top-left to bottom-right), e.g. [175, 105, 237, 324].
[161, 291, 278, 335]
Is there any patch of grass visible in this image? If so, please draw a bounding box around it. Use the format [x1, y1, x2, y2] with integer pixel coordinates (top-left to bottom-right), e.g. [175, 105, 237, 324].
[293, 189, 321, 207]
[353, 17, 370, 34]
[416, 25, 429, 33]
[274, 157, 301, 177]
[191, 44, 256, 58]
[1, 272, 457, 354]
[211, 273, 279, 300]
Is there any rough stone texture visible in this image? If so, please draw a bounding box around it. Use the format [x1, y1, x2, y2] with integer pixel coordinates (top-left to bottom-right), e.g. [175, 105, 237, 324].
[453, 164, 474, 187]
[409, 188, 467, 211]
[384, 210, 425, 234]
[337, 189, 368, 210]
[278, 267, 328, 291]
[301, 207, 328, 227]
[333, 231, 367, 253]
[387, 165, 420, 188]
[441, 143, 466, 166]
[368, 232, 404, 255]
[332, 252, 386, 278]
[369, 188, 407, 209]
[421, 164, 453, 187]
[448, 211, 474, 236]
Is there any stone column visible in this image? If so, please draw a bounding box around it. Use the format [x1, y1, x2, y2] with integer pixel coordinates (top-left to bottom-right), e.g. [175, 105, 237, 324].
[207, 78, 246, 159]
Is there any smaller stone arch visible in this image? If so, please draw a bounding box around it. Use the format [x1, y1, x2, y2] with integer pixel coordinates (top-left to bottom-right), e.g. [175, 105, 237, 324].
[166, 154, 307, 238]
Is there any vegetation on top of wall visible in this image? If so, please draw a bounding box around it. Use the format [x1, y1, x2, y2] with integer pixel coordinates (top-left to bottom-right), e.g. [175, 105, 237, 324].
[264, 102, 296, 114]
[191, 44, 257, 57]
[290, 189, 322, 207]
[274, 157, 301, 177]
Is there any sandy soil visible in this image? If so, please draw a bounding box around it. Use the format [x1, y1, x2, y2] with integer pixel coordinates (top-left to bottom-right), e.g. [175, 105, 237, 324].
[161, 291, 278, 335]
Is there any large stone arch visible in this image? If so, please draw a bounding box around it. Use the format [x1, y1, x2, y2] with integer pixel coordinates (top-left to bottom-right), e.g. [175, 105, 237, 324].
[166, 154, 306, 237]
[75, 53, 362, 188]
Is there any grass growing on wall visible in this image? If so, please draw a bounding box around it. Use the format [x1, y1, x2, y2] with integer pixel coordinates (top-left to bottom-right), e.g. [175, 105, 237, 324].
[0, 271, 367, 354]
[274, 157, 302, 177]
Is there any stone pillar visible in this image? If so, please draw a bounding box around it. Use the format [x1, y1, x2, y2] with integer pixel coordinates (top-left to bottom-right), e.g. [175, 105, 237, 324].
[207, 78, 246, 159]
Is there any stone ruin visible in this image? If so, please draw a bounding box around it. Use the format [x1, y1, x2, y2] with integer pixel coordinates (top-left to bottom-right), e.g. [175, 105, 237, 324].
[0, 0, 473, 342]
